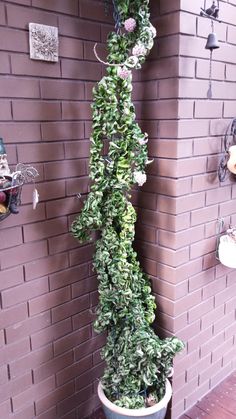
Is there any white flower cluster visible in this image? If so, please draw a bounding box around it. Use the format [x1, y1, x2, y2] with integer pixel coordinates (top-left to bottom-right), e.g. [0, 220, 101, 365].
[133, 171, 147, 186]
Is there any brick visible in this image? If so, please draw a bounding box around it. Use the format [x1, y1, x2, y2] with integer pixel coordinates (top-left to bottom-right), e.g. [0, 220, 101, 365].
[7, 4, 57, 29]
[0, 400, 11, 418]
[31, 318, 72, 350]
[196, 59, 225, 81]
[40, 80, 84, 100]
[2, 203, 46, 229]
[214, 311, 235, 335]
[62, 101, 92, 121]
[35, 407, 57, 419]
[60, 36, 83, 60]
[0, 77, 40, 98]
[44, 159, 86, 181]
[35, 381, 74, 415]
[54, 325, 91, 356]
[29, 286, 71, 316]
[12, 376, 55, 411]
[0, 100, 12, 120]
[57, 385, 93, 416]
[62, 59, 102, 82]
[9, 345, 53, 379]
[0, 266, 24, 291]
[191, 204, 218, 226]
[72, 276, 97, 299]
[201, 304, 225, 329]
[24, 217, 68, 242]
[72, 309, 95, 331]
[33, 350, 73, 383]
[22, 180, 66, 205]
[190, 236, 216, 259]
[1, 277, 49, 308]
[132, 81, 158, 101]
[177, 119, 210, 138]
[1, 240, 48, 270]
[57, 354, 93, 387]
[49, 264, 88, 291]
[0, 226, 23, 250]
[41, 121, 84, 141]
[0, 27, 28, 52]
[0, 52, 10, 74]
[5, 310, 51, 344]
[200, 331, 224, 358]
[80, 0, 112, 22]
[75, 364, 104, 391]
[12, 101, 61, 121]
[69, 245, 94, 267]
[174, 289, 202, 317]
[59, 16, 100, 41]
[52, 295, 90, 323]
[48, 233, 80, 255]
[159, 225, 204, 250]
[0, 122, 41, 143]
[11, 54, 61, 78]
[0, 337, 30, 367]
[197, 17, 227, 42]
[25, 253, 69, 281]
[46, 196, 83, 219]
[32, 0, 78, 15]
[0, 303, 27, 329]
[192, 173, 219, 192]
[11, 404, 35, 419]
[188, 297, 214, 323]
[66, 177, 90, 197]
[0, 371, 32, 404]
[195, 100, 223, 119]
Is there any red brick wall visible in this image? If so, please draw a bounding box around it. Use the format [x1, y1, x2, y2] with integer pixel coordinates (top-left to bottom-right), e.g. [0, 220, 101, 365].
[1, 1, 236, 418]
[134, 1, 236, 417]
[0, 1, 112, 418]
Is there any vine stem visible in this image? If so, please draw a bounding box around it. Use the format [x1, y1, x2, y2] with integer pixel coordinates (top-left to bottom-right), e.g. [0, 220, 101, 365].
[93, 43, 124, 67]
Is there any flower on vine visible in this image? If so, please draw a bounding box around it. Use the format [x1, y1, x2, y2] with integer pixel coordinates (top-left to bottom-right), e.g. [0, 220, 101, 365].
[124, 18, 137, 32]
[138, 137, 148, 145]
[125, 56, 139, 68]
[132, 44, 147, 57]
[150, 23, 157, 38]
[117, 66, 131, 80]
[134, 171, 147, 186]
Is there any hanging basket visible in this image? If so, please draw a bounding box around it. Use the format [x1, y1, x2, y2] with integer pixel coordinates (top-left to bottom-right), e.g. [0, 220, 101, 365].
[0, 175, 23, 221]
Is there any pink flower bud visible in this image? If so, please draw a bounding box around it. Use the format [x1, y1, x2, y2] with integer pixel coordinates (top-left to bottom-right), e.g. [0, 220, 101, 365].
[117, 66, 131, 80]
[132, 44, 146, 57]
[124, 18, 136, 32]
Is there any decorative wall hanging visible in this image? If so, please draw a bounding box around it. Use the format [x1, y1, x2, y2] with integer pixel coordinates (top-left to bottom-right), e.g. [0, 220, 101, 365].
[29, 23, 59, 62]
[218, 118, 236, 182]
[216, 219, 236, 268]
[0, 138, 39, 222]
[200, 1, 221, 98]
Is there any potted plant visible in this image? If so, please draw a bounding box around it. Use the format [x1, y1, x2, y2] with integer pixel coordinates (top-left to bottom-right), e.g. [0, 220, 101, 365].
[71, 1, 184, 418]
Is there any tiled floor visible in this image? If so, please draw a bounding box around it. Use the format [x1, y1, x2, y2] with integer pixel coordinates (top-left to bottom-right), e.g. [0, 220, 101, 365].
[92, 372, 236, 418]
[180, 371, 236, 419]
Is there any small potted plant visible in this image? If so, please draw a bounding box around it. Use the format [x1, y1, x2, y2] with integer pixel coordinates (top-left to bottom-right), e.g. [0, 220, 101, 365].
[72, 1, 184, 418]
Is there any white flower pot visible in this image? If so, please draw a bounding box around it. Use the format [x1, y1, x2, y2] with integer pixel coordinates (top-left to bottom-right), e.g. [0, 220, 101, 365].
[218, 234, 236, 269]
[97, 380, 172, 419]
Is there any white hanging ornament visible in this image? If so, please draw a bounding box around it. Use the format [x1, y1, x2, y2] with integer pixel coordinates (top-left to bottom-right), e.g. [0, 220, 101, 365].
[32, 188, 39, 209]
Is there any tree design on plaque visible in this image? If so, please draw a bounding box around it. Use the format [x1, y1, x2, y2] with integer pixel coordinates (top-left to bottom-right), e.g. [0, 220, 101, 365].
[29, 23, 58, 62]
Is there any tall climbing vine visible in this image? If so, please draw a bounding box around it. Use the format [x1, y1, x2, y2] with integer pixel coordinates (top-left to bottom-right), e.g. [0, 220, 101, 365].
[72, 0, 184, 409]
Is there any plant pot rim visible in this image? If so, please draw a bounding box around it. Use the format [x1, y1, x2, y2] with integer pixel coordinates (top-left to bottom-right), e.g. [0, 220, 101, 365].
[97, 379, 172, 417]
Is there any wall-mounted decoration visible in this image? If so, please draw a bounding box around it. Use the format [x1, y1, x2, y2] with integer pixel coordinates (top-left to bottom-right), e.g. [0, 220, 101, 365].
[0, 139, 39, 222]
[218, 118, 236, 182]
[199, 1, 221, 98]
[29, 23, 58, 62]
[216, 218, 236, 268]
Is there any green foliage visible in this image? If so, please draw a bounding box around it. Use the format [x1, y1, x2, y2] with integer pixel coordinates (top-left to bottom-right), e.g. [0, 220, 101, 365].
[71, 0, 184, 409]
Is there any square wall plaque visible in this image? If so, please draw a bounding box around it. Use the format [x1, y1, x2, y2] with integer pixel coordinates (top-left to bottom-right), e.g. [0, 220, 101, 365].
[29, 23, 59, 62]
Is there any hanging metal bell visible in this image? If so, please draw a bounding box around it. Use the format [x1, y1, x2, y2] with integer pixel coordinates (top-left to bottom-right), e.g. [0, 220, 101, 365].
[205, 32, 220, 50]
